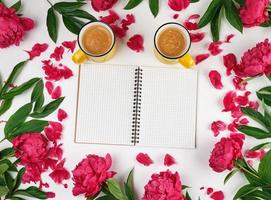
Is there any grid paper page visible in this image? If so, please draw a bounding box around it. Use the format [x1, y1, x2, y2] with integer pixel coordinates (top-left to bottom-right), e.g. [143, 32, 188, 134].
[138, 67, 198, 148]
[75, 64, 136, 145]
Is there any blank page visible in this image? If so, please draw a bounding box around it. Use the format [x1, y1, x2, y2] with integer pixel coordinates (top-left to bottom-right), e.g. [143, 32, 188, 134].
[138, 66, 198, 148]
[75, 64, 136, 145]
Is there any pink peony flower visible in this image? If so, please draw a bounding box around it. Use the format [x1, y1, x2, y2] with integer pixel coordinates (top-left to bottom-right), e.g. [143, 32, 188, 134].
[72, 154, 116, 198]
[91, 0, 118, 12]
[168, 0, 190, 11]
[12, 133, 49, 165]
[22, 163, 43, 183]
[142, 170, 184, 200]
[0, 3, 34, 48]
[239, 0, 269, 27]
[237, 39, 271, 77]
[209, 134, 244, 172]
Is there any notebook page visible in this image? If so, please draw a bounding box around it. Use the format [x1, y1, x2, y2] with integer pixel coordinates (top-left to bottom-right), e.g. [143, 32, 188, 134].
[75, 64, 136, 146]
[138, 67, 198, 148]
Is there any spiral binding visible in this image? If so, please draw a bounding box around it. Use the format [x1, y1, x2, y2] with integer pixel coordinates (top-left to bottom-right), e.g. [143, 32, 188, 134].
[131, 67, 143, 144]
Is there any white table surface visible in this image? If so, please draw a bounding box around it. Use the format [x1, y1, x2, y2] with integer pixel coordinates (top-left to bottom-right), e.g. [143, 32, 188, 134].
[1, 0, 270, 199]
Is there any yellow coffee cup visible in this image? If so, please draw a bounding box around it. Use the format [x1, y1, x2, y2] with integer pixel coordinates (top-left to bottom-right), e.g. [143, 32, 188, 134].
[72, 21, 116, 64]
[154, 22, 195, 68]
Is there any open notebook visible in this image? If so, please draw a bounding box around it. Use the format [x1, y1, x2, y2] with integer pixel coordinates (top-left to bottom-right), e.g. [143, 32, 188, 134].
[75, 64, 198, 148]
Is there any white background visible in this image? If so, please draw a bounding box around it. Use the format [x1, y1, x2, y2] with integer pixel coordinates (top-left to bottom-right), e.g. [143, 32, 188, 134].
[1, 0, 271, 199]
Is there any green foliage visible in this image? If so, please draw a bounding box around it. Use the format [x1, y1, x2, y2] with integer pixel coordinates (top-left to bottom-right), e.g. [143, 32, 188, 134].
[46, 1, 97, 43]
[124, 0, 159, 17]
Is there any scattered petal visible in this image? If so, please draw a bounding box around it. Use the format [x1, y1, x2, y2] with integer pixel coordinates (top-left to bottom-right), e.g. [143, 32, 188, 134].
[232, 76, 247, 91]
[195, 53, 210, 64]
[100, 10, 120, 24]
[164, 154, 176, 166]
[121, 14, 135, 29]
[209, 70, 223, 89]
[110, 24, 127, 38]
[62, 40, 76, 53]
[46, 192, 56, 198]
[49, 159, 70, 184]
[224, 34, 235, 43]
[51, 86, 62, 99]
[190, 32, 205, 43]
[168, 0, 190, 11]
[127, 34, 144, 53]
[45, 81, 54, 95]
[211, 121, 227, 137]
[239, 118, 249, 124]
[210, 191, 224, 200]
[58, 109, 68, 122]
[173, 14, 179, 19]
[136, 153, 153, 166]
[91, 0, 118, 12]
[26, 43, 49, 60]
[50, 46, 65, 61]
[208, 41, 223, 56]
[248, 101, 259, 110]
[223, 91, 237, 112]
[207, 187, 214, 195]
[223, 53, 237, 76]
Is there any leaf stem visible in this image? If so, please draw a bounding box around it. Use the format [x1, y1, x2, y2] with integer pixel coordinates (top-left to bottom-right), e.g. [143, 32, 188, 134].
[240, 76, 258, 85]
[0, 137, 6, 143]
[45, 0, 53, 7]
[235, 161, 261, 180]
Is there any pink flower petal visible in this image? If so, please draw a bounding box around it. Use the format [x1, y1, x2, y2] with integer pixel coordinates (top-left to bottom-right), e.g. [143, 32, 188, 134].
[207, 187, 214, 195]
[210, 191, 224, 200]
[209, 70, 223, 89]
[50, 46, 65, 61]
[168, 0, 190, 11]
[190, 32, 205, 43]
[20, 17, 35, 31]
[49, 144, 63, 160]
[45, 81, 54, 95]
[91, 0, 118, 12]
[46, 192, 56, 198]
[211, 121, 226, 137]
[223, 91, 237, 112]
[184, 22, 198, 30]
[224, 34, 235, 43]
[136, 153, 153, 166]
[57, 109, 68, 122]
[195, 53, 210, 64]
[248, 101, 259, 110]
[26, 43, 49, 60]
[51, 86, 62, 99]
[232, 76, 247, 91]
[164, 154, 176, 166]
[62, 40, 77, 53]
[121, 14, 135, 29]
[59, 64, 73, 79]
[100, 10, 120, 24]
[49, 159, 70, 184]
[208, 41, 223, 56]
[110, 24, 127, 38]
[223, 53, 237, 76]
[239, 118, 249, 124]
[127, 34, 144, 53]
[173, 14, 179, 19]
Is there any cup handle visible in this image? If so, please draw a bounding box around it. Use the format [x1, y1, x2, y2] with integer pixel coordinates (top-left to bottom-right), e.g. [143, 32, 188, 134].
[178, 53, 195, 68]
[72, 49, 90, 64]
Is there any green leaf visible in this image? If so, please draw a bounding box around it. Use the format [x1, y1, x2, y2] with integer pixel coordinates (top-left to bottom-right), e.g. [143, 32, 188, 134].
[33, 94, 45, 111]
[186, 192, 192, 200]
[234, 0, 244, 6]
[54, 2, 85, 13]
[0, 148, 14, 160]
[62, 15, 84, 34]
[233, 184, 260, 200]
[13, 168, 25, 191]
[4, 172, 14, 191]
[224, 0, 243, 33]
[210, 6, 221, 41]
[0, 186, 9, 197]
[124, 0, 143, 9]
[0, 73, 2, 91]
[0, 60, 27, 97]
[4, 103, 32, 137]
[224, 169, 238, 184]
[240, 107, 267, 128]
[258, 150, 271, 184]
[190, 0, 200, 2]
[65, 9, 97, 21]
[251, 142, 271, 151]
[0, 164, 9, 175]
[259, 86, 271, 93]
[1, 78, 41, 99]
[47, 7, 58, 43]
[106, 179, 126, 200]
[125, 169, 135, 200]
[257, 92, 271, 106]
[182, 185, 190, 190]
[15, 186, 47, 199]
[260, 20, 271, 27]
[250, 190, 271, 199]
[237, 125, 271, 139]
[198, 0, 222, 28]
[0, 99, 13, 117]
[126, 169, 134, 191]
[7, 120, 49, 140]
[10, 0, 21, 12]
[30, 97, 64, 118]
[0, 159, 17, 172]
[31, 79, 44, 103]
[11, 197, 27, 200]
[149, 0, 159, 17]
[96, 196, 116, 200]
